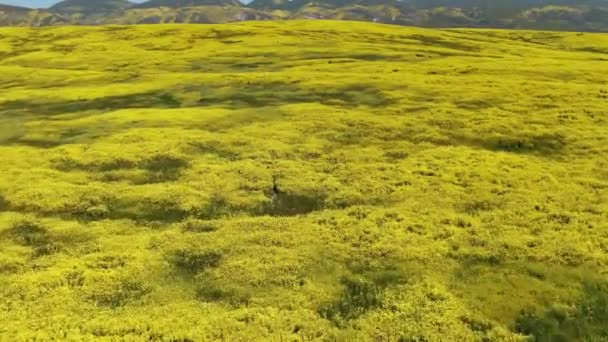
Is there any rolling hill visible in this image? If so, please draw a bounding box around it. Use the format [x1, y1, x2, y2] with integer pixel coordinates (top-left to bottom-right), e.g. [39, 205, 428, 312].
[0, 3, 66, 26]
[50, 0, 134, 14]
[0, 4, 31, 12]
[0, 0, 607, 30]
[135, 0, 243, 7]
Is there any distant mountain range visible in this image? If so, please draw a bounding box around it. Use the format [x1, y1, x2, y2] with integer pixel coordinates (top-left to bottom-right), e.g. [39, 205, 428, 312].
[1, 0, 607, 31]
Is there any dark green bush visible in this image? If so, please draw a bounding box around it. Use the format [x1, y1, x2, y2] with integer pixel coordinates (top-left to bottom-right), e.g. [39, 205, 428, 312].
[181, 219, 218, 233]
[398, 336, 431, 342]
[462, 200, 497, 215]
[6, 218, 50, 247]
[0, 194, 9, 212]
[86, 279, 151, 308]
[169, 249, 222, 274]
[0, 258, 22, 274]
[460, 315, 494, 334]
[65, 270, 86, 287]
[345, 260, 409, 288]
[96, 158, 137, 171]
[515, 308, 572, 342]
[198, 196, 231, 220]
[319, 276, 382, 326]
[3, 218, 61, 257]
[89, 255, 128, 269]
[3, 218, 95, 258]
[383, 150, 409, 160]
[196, 285, 252, 307]
[32, 244, 61, 257]
[157, 93, 180, 107]
[578, 282, 608, 337]
[514, 281, 608, 341]
[140, 154, 189, 172]
[480, 134, 566, 155]
[134, 198, 189, 222]
[262, 192, 325, 216]
[136, 154, 189, 184]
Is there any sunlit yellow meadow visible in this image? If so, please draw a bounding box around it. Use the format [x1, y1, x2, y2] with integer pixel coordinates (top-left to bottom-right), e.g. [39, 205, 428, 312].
[0, 21, 607, 340]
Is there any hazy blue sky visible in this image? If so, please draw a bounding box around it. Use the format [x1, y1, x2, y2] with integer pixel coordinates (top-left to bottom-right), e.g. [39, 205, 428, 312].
[3, 0, 146, 8]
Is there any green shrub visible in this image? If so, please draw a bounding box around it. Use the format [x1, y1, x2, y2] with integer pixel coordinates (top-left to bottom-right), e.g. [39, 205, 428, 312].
[82, 204, 111, 220]
[476, 134, 566, 155]
[515, 308, 572, 342]
[345, 260, 410, 288]
[196, 285, 252, 307]
[95, 158, 137, 172]
[0, 257, 22, 274]
[514, 281, 608, 341]
[461, 200, 497, 215]
[119, 197, 189, 222]
[383, 150, 409, 160]
[3, 218, 61, 257]
[65, 270, 86, 287]
[6, 218, 50, 247]
[141, 154, 189, 172]
[85, 278, 151, 308]
[0, 195, 9, 212]
[262, 192, 325, 216]
[32, 243, 61, 257]
[319, 276, 382, 326]
[169, 249, 223, 274]
[198, 196, 231, 220]
[459, 315, 494, 334]
[181, 219, 218, 233]
[578, 282, 608, 337]
[88, 255, 128, 269]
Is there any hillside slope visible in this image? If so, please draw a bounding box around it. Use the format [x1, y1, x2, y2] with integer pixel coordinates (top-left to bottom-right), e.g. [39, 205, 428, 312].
[1, 0, 608, 30]
[0, 4, 66, 26]
[0, 21, 607, 341]
[50, 0, 134, 14]
[135, 0, 243, 7]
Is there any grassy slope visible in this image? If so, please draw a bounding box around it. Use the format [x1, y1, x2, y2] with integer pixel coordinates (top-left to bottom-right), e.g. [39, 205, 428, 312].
[0, 21, 607, 341]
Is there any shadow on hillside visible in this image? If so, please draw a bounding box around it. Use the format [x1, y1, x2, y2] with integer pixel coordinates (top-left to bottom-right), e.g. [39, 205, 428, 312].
[82, 193, 325, 223]
[259, 192, 326, 217]
[0, 82, 391, 134]
[464, 133, 566, 155]
[1, 128, 90, 149]
[53, 154, 187, 172]
[7, 186, 327, 224]
[198, 82, 394, 108]
[53, 154, 190, 184]
[0, 91, 181, 120]
[405, 34, 481, 52]
[187, 141, 241, 160]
